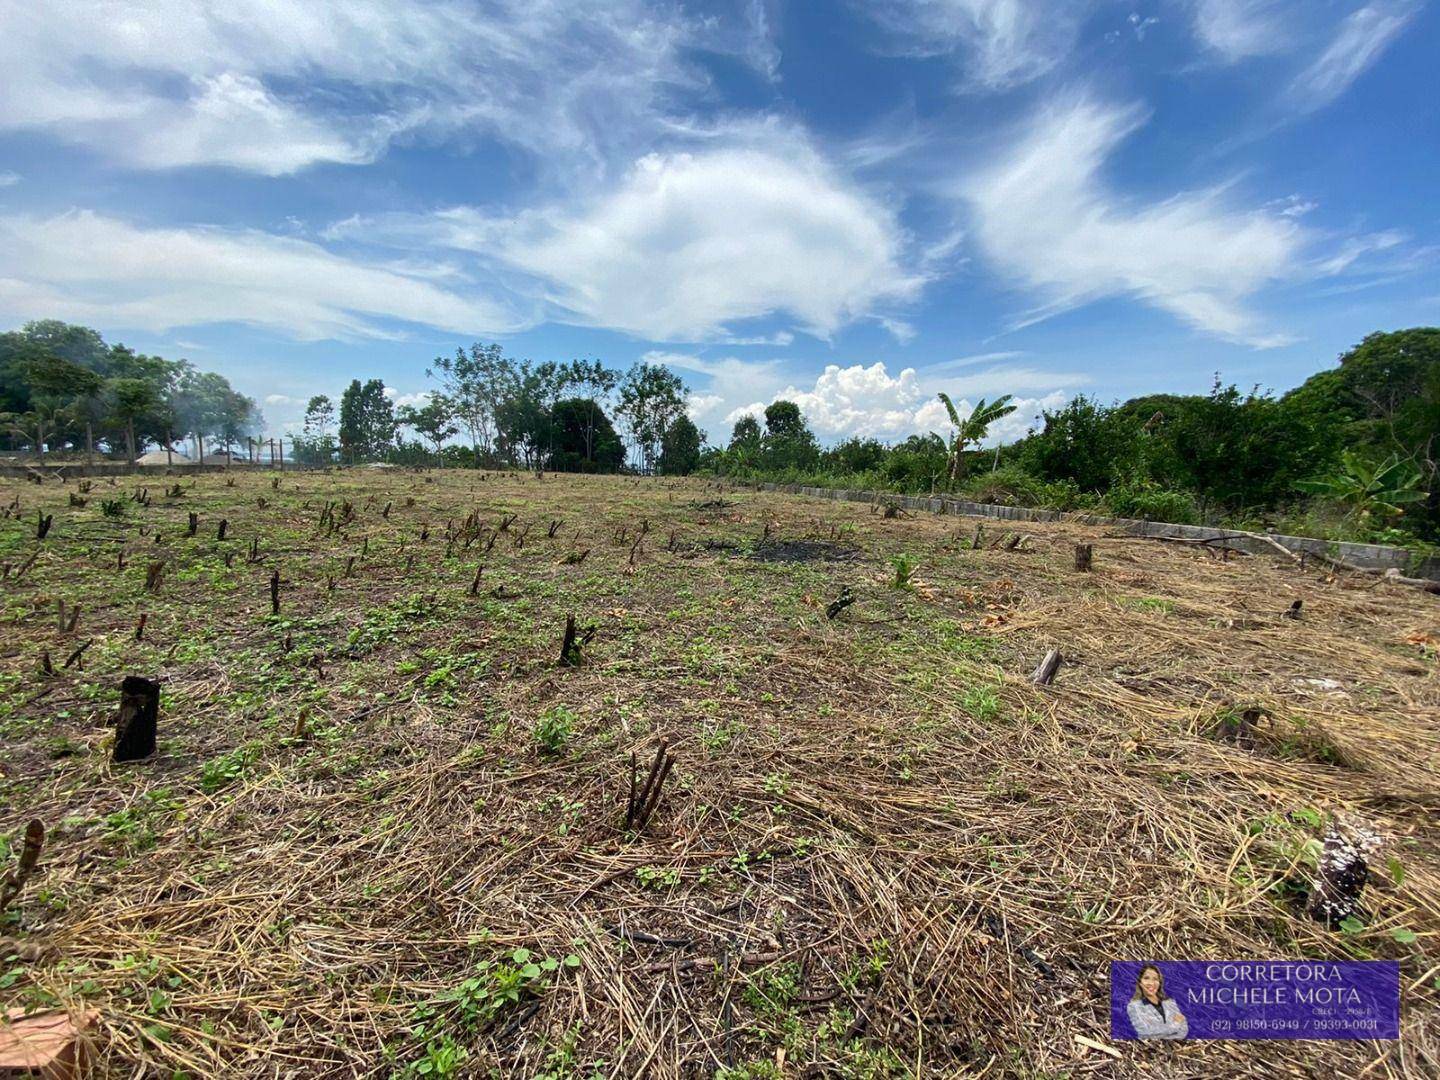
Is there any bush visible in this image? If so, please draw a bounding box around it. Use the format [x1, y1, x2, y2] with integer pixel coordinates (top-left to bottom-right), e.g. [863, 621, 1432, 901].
[1102, 480, 1199, 523]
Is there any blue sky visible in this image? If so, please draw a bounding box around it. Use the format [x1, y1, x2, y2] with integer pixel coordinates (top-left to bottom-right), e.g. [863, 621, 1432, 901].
[0, 0, 1435, 445]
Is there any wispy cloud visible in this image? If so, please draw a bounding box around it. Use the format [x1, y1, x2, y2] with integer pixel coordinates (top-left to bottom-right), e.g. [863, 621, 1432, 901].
[1189, 0, 1290, 61]
[0, 171, 19, 187]
[1287, 2, 1420, 113]
[961, 94, 1304, 346]
[0, 210, 530, 339]
[0, 0, 764, 176]
[857, 1, 1095, 90]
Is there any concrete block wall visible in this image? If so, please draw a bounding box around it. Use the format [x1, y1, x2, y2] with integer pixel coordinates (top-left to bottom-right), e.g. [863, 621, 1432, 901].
[755, 482, 1440, 581]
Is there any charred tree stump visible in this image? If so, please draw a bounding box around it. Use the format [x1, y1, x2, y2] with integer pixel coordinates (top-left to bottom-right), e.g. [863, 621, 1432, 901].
[36, 512, 53, 540]
[1030, 649, 1063, 686]
[188, 512, 199, 537]
[1074, 543, 1093, 572]
[1282, 599, 1303, 620]
[270, 570, 281, 615]
[134, 613, 147, 641]
[113, 676, 160, 762]
[559, 615, 596, 667]
[468, 564, 484, 596]
[0, 819, 44, 914]
[625, 741, 675, 832]
[217, 519, 228, 540]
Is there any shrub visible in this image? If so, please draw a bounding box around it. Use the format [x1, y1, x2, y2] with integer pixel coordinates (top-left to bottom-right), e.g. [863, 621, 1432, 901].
[533, 705, 576, 754]
[1102, 480, 1199, 524]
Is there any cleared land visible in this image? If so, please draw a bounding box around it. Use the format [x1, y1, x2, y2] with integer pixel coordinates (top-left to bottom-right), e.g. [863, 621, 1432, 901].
[0, 469, 1437, 1078]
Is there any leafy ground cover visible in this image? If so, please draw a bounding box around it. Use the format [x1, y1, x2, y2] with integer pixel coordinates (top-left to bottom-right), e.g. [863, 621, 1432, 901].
[0, 469, 1436, 1077]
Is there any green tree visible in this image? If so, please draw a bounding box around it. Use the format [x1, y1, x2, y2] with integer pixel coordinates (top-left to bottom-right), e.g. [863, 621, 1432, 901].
[761, 400, 819, 471]
[106, 377, 164, 462]
[338, 379, 396, 463]
[659, 415, 704, 475]
[398, 397, 458, 461]
[729, 414, 761, 450]
[565, 359, 619, 464]
[550, 397, 624, 472]
[1, 352, 104, 459]
[428, 343, 515, 465]
[617, 362, 688, 472]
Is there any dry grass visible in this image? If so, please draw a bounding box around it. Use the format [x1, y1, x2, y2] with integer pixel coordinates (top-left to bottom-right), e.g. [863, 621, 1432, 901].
[0, 468, 1436, 1078]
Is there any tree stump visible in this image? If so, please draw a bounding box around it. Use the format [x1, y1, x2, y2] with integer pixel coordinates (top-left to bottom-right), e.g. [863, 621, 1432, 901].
[1030, 650, 1063, 686]
[1074, 543, 1093, 572]
[113, 676, 160, 762]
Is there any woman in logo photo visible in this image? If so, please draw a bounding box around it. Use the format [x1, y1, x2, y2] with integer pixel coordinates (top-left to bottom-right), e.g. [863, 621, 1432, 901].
[1127, 964, 1188, 1040]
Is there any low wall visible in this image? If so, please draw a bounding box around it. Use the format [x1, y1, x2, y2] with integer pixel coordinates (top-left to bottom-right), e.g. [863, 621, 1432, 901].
[755, 482, 1440, 581]
[0, 462, 297, 478]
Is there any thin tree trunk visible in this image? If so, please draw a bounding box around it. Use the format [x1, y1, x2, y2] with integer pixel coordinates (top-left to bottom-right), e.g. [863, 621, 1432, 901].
[86, 421, 94, 467]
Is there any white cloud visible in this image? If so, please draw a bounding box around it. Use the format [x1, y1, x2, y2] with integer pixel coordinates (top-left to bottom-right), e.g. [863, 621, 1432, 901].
[264, 393, 306, 407]
[0, 210, 530, 339]
[1287, 2, 1419, 113]
[860, 1, 1094, 90]
[690, 358, 1078, 444]
[0, 0, 756, 176]
[962, 95, 1304, 346]
[0, 171, 18, 187]
[409, 143, 924, 341]
[1189, 0, 1289, 60]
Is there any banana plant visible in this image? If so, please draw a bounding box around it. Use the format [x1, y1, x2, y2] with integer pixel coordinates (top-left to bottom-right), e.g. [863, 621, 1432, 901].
[937, 392, 1016, 487]
[1296, 451, 1427, 522]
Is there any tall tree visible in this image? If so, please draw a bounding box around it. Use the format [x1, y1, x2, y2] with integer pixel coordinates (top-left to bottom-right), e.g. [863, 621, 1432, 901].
[566, 359, 619, 465]
[659, 415, 704, 475]
[427, 343, 514, 465]
[397, 397, 458, 461]
[617, 361, 687, 472]
[550, 397, 624, 472]
[338, 379, 395, 462]
[762, 400, 819, 470]
[107, 377, 163, 463]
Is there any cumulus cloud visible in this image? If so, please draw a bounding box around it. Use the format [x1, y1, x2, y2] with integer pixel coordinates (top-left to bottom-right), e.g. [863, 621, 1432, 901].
[0, 0, 759, 176]
[962, 95, 1304, 346]
[658, 350, 1081, 445]
[377, 142, 923, 342]
[859, 1, 1094, 90]
[0, 210, 530, 339]
[1287, 2, 1419, 113]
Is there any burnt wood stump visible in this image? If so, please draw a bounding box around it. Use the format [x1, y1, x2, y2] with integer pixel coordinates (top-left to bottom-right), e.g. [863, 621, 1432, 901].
[1074, 543, 1093, 572]
[113, 676, 160, 762]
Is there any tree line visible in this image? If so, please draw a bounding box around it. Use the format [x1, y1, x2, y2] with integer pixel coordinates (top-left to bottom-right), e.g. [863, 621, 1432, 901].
[0, 320, 261, 463]
[290, 345, 708, 475]
[6, 318, 1434, 543]
[701, 328, 1440, 546]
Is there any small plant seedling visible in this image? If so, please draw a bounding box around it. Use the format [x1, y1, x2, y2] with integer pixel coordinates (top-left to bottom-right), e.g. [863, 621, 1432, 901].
[534, 705, 576, 754]
[891, 554, 915, 589]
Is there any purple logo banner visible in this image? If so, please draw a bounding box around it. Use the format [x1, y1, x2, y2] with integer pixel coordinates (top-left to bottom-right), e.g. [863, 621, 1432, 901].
[1111, 961, 1399, 1040]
